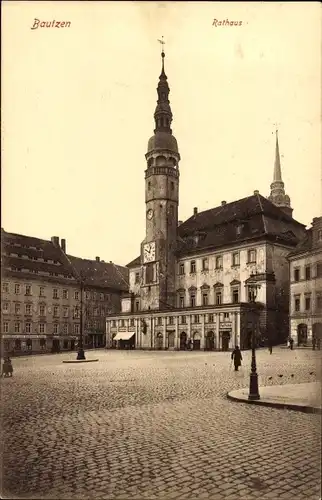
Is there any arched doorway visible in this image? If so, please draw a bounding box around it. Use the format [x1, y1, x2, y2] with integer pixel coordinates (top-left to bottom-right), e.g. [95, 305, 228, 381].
[297, 324, 308, 346]
[205, 331, 215, 351]
[180, 332, 187, 350]
[312, 323, 322, 349]
[156, 333, 163, 350]
[193, 332, 201, 350]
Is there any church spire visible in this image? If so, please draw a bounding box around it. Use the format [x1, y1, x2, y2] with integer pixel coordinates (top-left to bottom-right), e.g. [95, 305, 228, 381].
[273, 130, 282, 181]
[153, 38, 173, 134]
[268, 129, 293, 217]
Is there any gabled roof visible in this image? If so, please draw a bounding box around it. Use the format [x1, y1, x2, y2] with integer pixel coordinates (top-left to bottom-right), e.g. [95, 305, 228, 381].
[126, 256, 141, 268]
[67, 255, 129, 291]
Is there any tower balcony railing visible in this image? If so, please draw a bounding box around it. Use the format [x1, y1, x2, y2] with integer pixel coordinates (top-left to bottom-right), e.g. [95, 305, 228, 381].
[145, 166, 179, 178]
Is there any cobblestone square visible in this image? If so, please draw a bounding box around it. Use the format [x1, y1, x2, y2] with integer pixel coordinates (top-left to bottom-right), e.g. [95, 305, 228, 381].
[1, 348, 321, 499]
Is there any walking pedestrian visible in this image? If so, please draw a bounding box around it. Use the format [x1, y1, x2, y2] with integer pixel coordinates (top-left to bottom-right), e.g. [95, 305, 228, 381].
[312, 336, 316, 350]
[231, 346, 242, 371]
[289, 337, 294, 350]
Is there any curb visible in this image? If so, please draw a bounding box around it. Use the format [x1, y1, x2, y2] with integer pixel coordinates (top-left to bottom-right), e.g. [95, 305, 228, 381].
[62, 359, 99, 364]
[226, 392, 322, 415]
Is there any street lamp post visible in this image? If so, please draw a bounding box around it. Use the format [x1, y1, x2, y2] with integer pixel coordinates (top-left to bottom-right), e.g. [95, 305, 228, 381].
[76, 279, 86, 360]
[246, 277, 261, 401]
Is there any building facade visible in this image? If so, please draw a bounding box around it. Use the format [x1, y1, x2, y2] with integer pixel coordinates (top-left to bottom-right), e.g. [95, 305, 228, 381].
[288, 217, 322, 346]
[106, 49, 308, 351]
[1, 230, 128, 356]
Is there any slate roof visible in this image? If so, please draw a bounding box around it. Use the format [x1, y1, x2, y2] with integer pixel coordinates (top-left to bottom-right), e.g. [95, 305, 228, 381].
[126, 194, 307, 265]
[288, 228, 313, 257]
[67, 255, 129, 291]
[1, 229, 75, 281]
[1, 229, 129, 291]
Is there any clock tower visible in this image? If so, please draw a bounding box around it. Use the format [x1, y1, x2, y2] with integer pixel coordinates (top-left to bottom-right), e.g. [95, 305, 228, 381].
[140, 46, 180, 311]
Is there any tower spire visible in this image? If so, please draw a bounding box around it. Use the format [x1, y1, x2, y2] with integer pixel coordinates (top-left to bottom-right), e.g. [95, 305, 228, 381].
[153, 37, 173, 134]
[273, 129, 282, 181]
[268, 128, 293, 217]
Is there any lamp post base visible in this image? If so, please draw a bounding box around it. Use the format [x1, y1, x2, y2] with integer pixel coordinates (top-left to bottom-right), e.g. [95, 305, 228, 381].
[77, 349, 86, 360]
[248, 372, 260, 400]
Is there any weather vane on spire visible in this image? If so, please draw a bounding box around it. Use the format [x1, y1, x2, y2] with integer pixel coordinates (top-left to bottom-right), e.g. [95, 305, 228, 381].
[157, 36, 165, 56]
[273, 122, 280, 135]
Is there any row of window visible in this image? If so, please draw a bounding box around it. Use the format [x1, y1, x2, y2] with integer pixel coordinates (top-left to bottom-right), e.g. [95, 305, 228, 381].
[178, 250, 257, 275]
[6, 252, 61, 265]
[111, 312, 230, 328]
[178, 287, 240, 308]
[2, 321, 81, 334]
[2, 282, 109, 301]
[293, 263, 322, 282]
[2, 303, 107, 317]
[293, 293, 322, 313]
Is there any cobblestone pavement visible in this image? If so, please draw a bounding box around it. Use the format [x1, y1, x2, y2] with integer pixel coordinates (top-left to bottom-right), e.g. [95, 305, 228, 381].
[1, 348, 321, 500]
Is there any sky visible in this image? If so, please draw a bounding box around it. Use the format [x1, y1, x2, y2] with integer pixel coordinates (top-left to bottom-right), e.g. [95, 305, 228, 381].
[2, 1, 321, 266]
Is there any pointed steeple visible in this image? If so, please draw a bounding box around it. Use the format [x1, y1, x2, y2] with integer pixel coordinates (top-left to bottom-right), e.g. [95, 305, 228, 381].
[147, 39, 179, 155]
[153, 47, 173, 134]
[268, 129, 293, 217]
[273, 130, 282, 181]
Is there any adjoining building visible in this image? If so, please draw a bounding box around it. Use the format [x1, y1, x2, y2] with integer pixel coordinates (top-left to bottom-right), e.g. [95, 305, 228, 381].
[106, 49, 308, 351]
[1, 230, 128, 356]
[288, 217, 322, 346]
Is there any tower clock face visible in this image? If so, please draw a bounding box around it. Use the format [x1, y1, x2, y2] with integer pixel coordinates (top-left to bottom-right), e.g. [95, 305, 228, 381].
[147, 209, 154, 220]
[143, 242, 156, 263]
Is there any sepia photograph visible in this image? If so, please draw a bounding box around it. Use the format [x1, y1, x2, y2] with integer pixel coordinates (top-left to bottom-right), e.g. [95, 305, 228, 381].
[1, 1, 321, 499]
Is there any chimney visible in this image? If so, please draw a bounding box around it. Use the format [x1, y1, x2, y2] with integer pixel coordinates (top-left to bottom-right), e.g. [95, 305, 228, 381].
[95, 256, 100, 262]
[193, 207, 198, 216]
[109, 261, 113, 264]
[253, 190, 259, 195]
[178, 220, 183, 226]
[51, 236, 59, 246]
[61, 238, 66, 253]
[221, 201, 227, 206]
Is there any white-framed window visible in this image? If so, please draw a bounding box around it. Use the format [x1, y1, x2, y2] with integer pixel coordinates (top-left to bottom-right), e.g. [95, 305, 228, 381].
[194, 314, 200, 323]
[190, 261, 196, 274]
[305, 294, 311, 311]
[63, 307, 69, 317]
[294, 268, 300, 282]
[215, 256, 223, 269]
[15, 303, 21, 314]
[39, 304, 46, 316]
[14, 284, 20, 294]
[74, 291, 80, 300]
[53, 288, 59, 299]
[14, 321, 21, 333]
[25, 322, 31, 333]
[2, 282, 9, 293]
[2, 302, 9, 313]
[25, 304, 32, 315]
[74, 323, 80, 334]
[135, 272, 140, 284]
[53, 323, 59, 334]
[202, 258, 208, 271]
[25, 284, 32, 296]
[202, 293, 208, 306]
[179, 295, 185, 308]
[157, 317, 162, 326]
[53, 306, 59, 317]
[63, 323, 68, 334]
[224, 312, 230, 319]
[232, 253, 239, 267]
[39, 286, 45, 296]
[181, 316, 187, 324]
[135, 300, 140, 311]
[232, 288, 239, 303]
[247, 249, 257, 263]
[208, 314, 214, 323]
[179, 263, 185, 275]
[73, 307, 80, 319]
[168, 316, 174, 325]
[39, 323, 46, 334]
[3, 321, 9, 333]
[294, 295, 301, 312]
[215, 291, 222, 305]
[190, 294, 196, 307]
[62, 289, 68, 299]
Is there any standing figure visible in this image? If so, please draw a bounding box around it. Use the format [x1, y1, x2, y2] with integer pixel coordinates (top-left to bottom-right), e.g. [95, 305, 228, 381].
[231, 346, 242, 371]
[268, 339, 273, 354]
[289, 337, 294, 350]
[1, 357, 13, 378]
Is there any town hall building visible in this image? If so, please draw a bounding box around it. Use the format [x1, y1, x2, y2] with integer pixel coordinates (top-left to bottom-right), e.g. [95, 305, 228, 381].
[106, 48, 308, 351]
